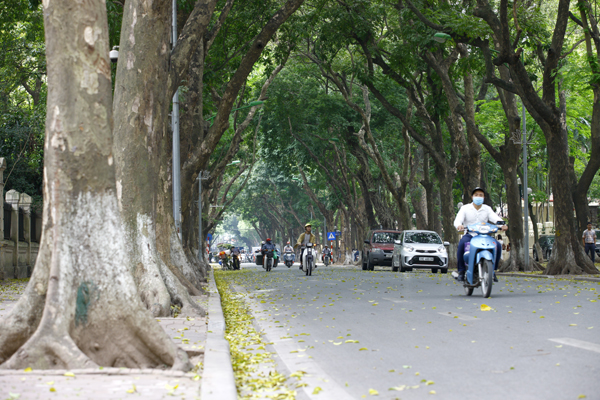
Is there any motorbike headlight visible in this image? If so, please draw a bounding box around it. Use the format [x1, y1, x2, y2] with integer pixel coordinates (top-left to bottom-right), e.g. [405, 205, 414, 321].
[371, 248, 383, 253]
[404, 246, 415, 253]
[438, 245, 447, 254]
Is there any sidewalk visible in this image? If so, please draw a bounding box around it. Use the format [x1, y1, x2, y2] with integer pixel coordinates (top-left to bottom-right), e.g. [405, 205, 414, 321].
[0, 279, 215, 400]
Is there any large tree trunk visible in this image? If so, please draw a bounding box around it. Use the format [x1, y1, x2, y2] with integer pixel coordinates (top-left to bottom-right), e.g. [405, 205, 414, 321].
[0, 0, 189, 370]
[543, 122, 597, 274]
[112, 0, 204, 318]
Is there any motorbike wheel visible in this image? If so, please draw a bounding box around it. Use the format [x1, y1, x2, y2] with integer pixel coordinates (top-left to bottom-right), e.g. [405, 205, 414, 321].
[464, 286, 474, 296]
[480, 259, 494, 298]
[307, 260, 313, 276]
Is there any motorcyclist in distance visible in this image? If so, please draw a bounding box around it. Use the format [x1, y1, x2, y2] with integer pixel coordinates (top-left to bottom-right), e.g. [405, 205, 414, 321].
[284, 241, 295, 263]
[322, 244, 332, 263]
[261, 238, 276, 269]
[295, 223, 318, 271]
[454, 187, 508, 283]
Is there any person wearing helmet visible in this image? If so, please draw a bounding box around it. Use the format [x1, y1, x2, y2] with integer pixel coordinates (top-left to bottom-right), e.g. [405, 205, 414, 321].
[321, 244, 332, 263]
[261, 238, 276, 269]
[295, 223, 318, 270]
[454, 187, 508, 283]
[284, 241, 295, 263]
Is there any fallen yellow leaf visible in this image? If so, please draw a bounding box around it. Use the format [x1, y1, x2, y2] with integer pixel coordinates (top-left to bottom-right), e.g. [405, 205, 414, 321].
[49, 388, 56, 392]
[369, 388, 379, 395]
[64, 372, 75, 377]
[480, 304, 492, 311]
[24, 367, 32, 373]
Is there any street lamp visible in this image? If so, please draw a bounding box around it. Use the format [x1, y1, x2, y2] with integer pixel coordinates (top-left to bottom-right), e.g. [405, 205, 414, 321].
[433, 32, 452, 43]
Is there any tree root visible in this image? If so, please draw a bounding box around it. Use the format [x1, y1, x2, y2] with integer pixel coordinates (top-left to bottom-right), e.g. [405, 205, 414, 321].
[158, 259, 206, 318]
[170, 229, 204, 291]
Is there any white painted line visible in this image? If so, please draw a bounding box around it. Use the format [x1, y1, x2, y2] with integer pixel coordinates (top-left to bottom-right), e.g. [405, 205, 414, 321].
[549, 338, 600, 354]
[233, 285, 354, 400]
[438, 312, 478, 321]
[382, 297, 408, 304]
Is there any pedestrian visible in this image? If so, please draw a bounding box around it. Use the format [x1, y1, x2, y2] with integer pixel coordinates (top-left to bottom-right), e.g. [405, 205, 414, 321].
[582, 222, 597, 263]
[497, 234, 505, 260]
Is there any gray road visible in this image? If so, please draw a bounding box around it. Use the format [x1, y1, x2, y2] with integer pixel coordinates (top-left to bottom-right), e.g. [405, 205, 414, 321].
[227, 263, 600, 400]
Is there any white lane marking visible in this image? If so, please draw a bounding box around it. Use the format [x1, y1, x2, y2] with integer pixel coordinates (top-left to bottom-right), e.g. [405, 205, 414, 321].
[438, 312, 478, 321]
[233, 285, 354, 400]
[549, 338, 600, 354]
[382, 297, 408, 303]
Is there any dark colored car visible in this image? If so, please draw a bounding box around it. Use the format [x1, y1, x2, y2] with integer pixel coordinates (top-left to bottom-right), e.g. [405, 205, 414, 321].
[533, 235, 555, 261]
[595, 230, 600, 259]
[362, 230, 403, 271]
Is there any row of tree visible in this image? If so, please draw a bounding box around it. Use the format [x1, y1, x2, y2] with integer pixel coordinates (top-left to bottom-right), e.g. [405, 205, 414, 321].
[1, 0, 599, 371]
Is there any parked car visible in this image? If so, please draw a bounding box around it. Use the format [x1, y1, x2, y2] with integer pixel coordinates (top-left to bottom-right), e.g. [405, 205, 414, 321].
[595, 230, 600, 259]
[362, 230, 403, 271]
[533, 235, 555, 261]
[391, 230, 449, 273]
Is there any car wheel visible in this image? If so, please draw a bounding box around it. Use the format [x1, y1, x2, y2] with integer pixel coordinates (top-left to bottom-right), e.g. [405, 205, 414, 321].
[545, 250, 551, 261]
[432, 268, 438, 273]
[440, 268, 448, 274]
[362, 253, 368, 270]
[392, 266, 399, 272]
[533, 250, 538, 262]
[367, 257, 374, 271]
[399, 259, 407, 273]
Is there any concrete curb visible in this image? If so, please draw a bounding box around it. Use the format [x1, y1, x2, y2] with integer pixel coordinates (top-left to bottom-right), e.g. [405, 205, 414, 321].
[0, 367, 194, 377]
[200, 270, 237, 400]
[496, 272, 600, 283]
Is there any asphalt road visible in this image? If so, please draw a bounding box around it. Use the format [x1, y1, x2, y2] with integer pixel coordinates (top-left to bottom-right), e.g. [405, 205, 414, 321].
[225, 263, 600, 400]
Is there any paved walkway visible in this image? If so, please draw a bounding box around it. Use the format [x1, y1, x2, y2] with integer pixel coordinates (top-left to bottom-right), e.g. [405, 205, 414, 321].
[0, 279, 208, 400]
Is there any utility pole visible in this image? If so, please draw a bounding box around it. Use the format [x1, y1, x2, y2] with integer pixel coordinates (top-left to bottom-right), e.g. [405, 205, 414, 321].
[197, 171, 209, 260]
[172, 0, 182, 239]
[522, 99, 529, 271]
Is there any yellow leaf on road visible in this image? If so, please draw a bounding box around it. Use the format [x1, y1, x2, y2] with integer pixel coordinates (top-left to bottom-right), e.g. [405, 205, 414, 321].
[369, 388, 379, 395]
[480, 304, 492, 311]
[23, 367, 32, 373]
[359, 347, 368, 351]
[126, 384, 137, 394]
[312, 386, 322, 394]
[64, 372, 75, 377]
[333, 342, 342, 345]
[49, 388, 56, 393]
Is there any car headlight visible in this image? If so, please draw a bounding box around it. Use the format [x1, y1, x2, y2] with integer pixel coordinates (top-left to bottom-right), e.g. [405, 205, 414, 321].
[371, 248, 383, 253]
[438, 245, 447, 254]
[404, 246, 415, 253]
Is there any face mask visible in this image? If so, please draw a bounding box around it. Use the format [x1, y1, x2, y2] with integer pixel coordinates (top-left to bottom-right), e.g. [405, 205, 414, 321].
[473, 197, 484, 206]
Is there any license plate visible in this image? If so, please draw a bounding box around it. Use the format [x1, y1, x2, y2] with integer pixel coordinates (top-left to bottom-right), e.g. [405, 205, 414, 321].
[420, 257, 434, 261]
[385, 254, 392, 257]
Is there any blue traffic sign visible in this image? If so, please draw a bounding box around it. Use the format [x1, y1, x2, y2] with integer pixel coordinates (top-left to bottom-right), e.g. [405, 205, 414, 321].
[327, 232, 336, 241]
[207, 233, 213, 241]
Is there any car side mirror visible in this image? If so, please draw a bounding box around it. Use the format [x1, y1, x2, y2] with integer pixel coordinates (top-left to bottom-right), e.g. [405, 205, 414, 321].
[443, 241, 450, 246]
[364, 240, 371, 245]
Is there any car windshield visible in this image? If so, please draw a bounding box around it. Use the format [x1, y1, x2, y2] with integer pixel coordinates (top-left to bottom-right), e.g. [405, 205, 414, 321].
[404, 232, 442, 244]
[372, 232, 402, 243]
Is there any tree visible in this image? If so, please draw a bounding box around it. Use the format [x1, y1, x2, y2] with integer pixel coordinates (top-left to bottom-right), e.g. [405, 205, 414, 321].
[0, 0, 189, 370]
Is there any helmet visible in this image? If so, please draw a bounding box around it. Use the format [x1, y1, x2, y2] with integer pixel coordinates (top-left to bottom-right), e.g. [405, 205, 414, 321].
[287, 241, 290, 244]
[305, 223, 312, 227]
[471, 187, 486, 196]
[266, 238, 272, 242]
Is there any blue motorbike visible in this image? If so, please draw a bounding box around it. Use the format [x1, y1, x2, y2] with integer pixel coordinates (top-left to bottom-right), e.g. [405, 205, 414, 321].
[453, 222, 503, 298]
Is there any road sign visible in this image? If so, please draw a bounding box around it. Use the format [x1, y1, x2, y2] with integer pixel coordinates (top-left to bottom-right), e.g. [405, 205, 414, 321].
[207, 233, 213, 241]
[335, 230, 341, 238]
[327, 232, 336, 241]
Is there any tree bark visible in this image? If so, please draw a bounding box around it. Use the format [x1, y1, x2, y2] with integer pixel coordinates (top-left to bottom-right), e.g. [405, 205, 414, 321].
[0, 0, 189, 370]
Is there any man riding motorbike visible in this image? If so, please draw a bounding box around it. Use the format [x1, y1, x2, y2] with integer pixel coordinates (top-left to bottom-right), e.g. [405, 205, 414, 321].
[295, 223, 318, 271]
[284, 241, 295, 263]
[454, 187, 508, 283]
[261, 238, 276, 270]
[322, 245, 332, 264]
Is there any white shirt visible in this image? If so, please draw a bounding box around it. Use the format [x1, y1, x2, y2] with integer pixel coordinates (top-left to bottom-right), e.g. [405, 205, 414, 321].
[454, 203, 504, 229]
